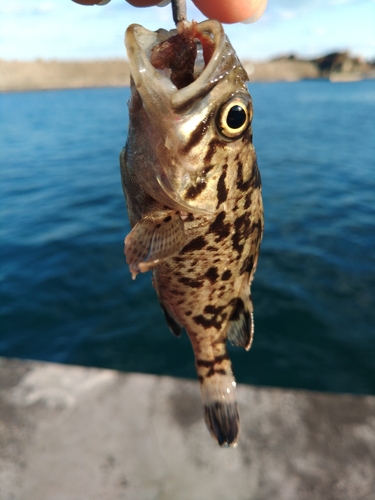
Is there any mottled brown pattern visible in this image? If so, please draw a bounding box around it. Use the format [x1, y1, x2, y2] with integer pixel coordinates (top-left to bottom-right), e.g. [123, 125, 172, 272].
[216, 164, 228, 208]
[121, 19, 263, 447]
[181, 116, 212, 156]
[185, 181, 207, 200]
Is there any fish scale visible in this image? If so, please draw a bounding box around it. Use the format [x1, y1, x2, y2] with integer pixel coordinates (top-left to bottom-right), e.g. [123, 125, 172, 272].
[121, 19, 263, 446]
[153, 152, 262, 446]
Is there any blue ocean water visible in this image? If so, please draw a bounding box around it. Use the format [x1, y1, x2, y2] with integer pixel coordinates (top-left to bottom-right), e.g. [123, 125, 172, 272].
[1, 80, 374, 394]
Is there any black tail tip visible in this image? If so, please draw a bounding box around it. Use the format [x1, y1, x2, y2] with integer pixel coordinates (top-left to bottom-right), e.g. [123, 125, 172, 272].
[204, 401, 240, 447]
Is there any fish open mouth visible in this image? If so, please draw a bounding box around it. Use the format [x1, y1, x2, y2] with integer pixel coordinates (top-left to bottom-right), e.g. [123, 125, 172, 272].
[149, 21, 216, 90]
[125, 20, 227, 111]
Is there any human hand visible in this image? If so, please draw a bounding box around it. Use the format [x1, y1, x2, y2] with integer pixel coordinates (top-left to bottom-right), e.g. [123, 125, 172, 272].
[72, 0, 267, 24]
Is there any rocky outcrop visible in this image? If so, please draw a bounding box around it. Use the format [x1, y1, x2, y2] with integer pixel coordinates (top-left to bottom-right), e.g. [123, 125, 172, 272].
[313, 51, 374, 80]
[269, 51, 375, 81]
[0, 59, 130, 92]
[244, 56, 320, 82]
[1, 51, 374, 92]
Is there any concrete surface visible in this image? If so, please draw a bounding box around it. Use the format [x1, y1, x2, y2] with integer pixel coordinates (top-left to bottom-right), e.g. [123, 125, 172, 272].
[0, 357, 374, 500]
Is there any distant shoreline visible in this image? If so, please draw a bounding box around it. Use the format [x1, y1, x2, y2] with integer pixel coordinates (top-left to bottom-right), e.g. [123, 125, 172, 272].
[1, 54, 374, 93]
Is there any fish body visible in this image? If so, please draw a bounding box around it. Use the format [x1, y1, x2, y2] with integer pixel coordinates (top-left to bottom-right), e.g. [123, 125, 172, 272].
[120, 20, 263, 447]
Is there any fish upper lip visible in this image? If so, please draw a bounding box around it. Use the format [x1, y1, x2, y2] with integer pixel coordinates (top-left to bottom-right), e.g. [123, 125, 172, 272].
[125, 20, 227, 112]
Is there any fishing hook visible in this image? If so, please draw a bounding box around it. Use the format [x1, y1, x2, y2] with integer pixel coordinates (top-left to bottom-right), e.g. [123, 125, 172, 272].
[171, 0, 186, 24]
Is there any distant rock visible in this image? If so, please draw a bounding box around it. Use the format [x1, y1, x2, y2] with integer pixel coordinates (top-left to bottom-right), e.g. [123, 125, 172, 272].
[312, 51, 373, 80]
[1, 51, 374, 92]
[0, 59, 130, 93]
[245, 57, 319, 82]
[265, 51, 375, 82]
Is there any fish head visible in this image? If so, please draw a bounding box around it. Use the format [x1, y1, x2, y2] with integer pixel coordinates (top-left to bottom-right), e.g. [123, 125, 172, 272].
[125, 20, 253, 215]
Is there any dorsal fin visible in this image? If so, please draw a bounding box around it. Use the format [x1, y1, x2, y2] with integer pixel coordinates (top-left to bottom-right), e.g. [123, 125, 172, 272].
[226, 295, 254, 351]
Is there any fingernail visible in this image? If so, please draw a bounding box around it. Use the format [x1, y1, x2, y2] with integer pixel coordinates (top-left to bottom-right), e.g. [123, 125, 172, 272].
[98, 0, 111, 4]
[241, 0, 268, 24]
[157, 0, 171, 6]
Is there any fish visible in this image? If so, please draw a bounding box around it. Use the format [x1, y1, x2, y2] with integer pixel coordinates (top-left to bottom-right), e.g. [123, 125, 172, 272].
[120, 19, 263, 447]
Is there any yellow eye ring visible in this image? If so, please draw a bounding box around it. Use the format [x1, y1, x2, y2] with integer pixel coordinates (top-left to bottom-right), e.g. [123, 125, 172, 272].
[217, 98, 251, 139]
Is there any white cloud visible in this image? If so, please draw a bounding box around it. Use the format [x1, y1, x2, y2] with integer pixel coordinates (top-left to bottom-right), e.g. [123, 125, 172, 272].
[34, 2, 56, 14]
[311, 26, 328, 37]
[279, 10, 297, 20]
[0, 0, 374, 61]
[0, 1, 56, 16]
[330, 0, 352, 5]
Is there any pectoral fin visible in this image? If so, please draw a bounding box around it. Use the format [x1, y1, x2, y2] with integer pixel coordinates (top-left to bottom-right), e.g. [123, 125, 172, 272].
[125, 210, 185, 279]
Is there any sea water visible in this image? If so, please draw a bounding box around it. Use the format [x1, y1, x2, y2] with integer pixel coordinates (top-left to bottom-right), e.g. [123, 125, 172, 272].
[1, 80, 374, 394]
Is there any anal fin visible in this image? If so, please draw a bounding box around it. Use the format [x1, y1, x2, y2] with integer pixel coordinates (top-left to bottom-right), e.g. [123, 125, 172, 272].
[125, 210, 185, 279]
[160, 302, 183, 337]
[227, 295, 254, 351]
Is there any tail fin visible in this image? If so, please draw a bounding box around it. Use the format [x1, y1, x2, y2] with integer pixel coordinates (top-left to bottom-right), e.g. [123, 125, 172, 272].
[197, 358, 240, 447]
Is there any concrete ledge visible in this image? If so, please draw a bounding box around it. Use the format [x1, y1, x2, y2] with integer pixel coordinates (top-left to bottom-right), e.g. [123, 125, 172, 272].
[0, 357, 374, 500]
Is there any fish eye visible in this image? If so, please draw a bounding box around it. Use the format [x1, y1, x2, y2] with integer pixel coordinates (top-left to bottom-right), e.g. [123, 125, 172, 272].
[217, 98, 251, 139]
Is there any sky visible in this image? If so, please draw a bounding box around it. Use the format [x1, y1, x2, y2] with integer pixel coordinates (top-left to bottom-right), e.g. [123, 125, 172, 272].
[0, 0, 374, 62]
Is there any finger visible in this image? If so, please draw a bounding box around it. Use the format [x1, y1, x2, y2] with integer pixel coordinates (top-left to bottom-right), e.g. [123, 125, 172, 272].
[192, 0, 267, 23]
[72, 0, 110, 4]
[72, 1, 162, 5]
[126, 0, 161, 6]
[72, 0, 268, 22]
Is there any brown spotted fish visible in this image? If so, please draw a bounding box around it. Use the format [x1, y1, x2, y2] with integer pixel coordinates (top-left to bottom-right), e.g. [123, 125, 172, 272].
[120, 19, 263, 447]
